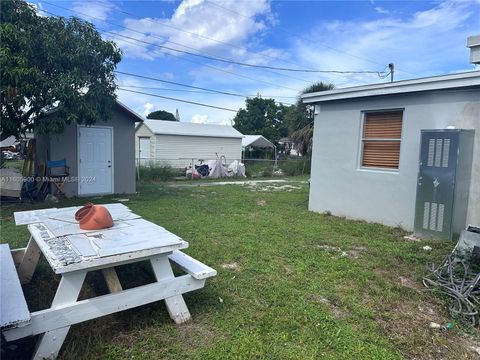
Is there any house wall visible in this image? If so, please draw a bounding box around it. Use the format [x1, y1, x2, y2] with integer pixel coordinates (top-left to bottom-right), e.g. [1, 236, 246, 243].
[309, 89, 479, 231]
[134, 123, 156, 164]
[36, 106, 137, 197]
[154, 134, 242, 168]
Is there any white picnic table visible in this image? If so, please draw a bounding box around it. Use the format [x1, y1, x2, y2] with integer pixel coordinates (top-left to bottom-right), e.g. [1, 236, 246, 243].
[1, 203, 216, 360]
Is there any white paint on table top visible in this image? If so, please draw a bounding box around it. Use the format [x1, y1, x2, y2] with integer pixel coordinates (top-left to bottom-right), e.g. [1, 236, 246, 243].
[15, 204, 189, 274]
[14, 203, 138, 226]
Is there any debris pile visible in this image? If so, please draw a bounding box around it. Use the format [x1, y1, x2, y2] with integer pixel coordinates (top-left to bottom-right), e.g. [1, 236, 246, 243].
[186, 159, 246, 179]
[423, 226, 480, 326]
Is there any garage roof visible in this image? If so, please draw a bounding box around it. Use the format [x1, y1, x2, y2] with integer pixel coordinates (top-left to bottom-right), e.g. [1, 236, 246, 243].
[242, 135, 275, 148]
[142, 120, 243, 139]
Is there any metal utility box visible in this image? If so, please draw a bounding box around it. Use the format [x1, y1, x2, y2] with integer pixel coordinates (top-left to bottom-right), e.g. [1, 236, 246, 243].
[414, 129, 475, 240]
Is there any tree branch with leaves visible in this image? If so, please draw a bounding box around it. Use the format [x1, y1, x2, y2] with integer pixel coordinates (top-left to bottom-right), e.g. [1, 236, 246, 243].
[0, 0, 121, 141]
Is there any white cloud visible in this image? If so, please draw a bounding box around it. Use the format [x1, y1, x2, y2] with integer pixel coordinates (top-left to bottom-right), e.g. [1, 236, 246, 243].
[112, 0, 272, 60]
[142, 103, 154, 117]
[28, 2, 46, 17]
[374, 7, 390, 15]
[191, 114, 208, 123]
[72, 0, 114, 22]
[163, 72, 175, 80]
[294, 0, 479, 85]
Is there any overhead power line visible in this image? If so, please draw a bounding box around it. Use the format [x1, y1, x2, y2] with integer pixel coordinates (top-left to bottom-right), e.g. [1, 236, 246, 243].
[116, 71, 246, 98]
[41, 2, 315, 87]
[120, 85, 298, 99]
[44, 1, 379, 83]
[41, 6, 305, 92]
[80, 0, 318, 71]
[205, 0, 419, 77]
[104, 30, 300, 91]
[117, 88, 238, 112]
[107, 28, 384, 75]
[115, 71, 295, 106]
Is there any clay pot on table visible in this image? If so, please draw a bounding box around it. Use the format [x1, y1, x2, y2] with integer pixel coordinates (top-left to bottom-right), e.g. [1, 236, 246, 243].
[75, 203, 114, 230]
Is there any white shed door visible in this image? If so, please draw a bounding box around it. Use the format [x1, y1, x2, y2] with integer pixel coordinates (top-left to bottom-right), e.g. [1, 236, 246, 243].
[78, 127, 113, 195]
[139, 137, 150, 165]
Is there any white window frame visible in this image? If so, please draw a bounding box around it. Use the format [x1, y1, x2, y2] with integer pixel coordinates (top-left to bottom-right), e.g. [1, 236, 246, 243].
[357, 109, 404, 173]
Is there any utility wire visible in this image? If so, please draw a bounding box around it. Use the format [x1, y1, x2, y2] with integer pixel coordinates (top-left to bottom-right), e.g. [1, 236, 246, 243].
[83, 0, 322, 70]
[116, 71, 247, 98]
[41, 2, 315, 86]
[116, 71, 295, 106]
[119, 85, 220, 95]
[47, 2, 382, 75]
[104, 30, 301, 91]
[50, 1, 380, 82]
[117, 88, 239, 112]
[106, 28, 383, 74]
[205, 0, 419, 77]
[41, 6, 303, 92]
[120, 85, 298, 99]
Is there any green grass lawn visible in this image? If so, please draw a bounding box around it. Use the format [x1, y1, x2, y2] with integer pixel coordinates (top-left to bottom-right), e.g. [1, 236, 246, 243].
[1, 179, 478, 359]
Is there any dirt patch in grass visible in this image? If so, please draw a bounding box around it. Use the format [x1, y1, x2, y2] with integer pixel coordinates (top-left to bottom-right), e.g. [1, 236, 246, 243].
[221, 262, 240, 271]
[347, 246, 367, 259]
[375, 299, 478, 359]
[315, 244, 367, 259]
[307, 294, 347, 320]
[175, 321, 217, 349]
[399, 276, 419, 290]
[316, 244, 341, 251]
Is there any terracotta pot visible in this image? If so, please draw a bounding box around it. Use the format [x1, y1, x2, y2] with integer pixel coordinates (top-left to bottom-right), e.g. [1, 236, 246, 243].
[75, 203, 114, 230]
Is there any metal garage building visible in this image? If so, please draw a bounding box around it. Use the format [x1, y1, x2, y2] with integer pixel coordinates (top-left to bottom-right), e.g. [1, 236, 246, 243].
[135, 120, 243, 168]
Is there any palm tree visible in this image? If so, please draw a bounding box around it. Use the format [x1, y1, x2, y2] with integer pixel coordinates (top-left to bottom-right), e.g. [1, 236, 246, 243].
[290, 82, 334, 156]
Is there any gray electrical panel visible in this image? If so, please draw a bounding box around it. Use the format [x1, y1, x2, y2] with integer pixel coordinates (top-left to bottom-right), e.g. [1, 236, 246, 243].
[414, 129, 475, 240]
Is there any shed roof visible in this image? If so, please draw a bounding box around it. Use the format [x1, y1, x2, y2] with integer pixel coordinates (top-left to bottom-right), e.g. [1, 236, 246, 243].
[242, 135, 275, 148]
[116, 101, 144, 122]
[302, 71, 480, 103]
[142, 120, 243, 139]
[40, 100, 144, 123]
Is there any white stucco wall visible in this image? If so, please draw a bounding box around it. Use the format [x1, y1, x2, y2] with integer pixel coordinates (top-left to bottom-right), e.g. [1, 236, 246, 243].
[309, 89, 479, 230]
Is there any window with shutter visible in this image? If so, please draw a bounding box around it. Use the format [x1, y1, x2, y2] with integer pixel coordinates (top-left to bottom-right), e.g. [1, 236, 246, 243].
[361, 111, 403, 169]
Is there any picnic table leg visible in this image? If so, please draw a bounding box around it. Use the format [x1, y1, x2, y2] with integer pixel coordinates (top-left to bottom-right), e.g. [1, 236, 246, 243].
[101, 268, 123, 293]
[150, 255, 191, 324]
[32, 271, 87, 360]
[17, 236, 41, 284]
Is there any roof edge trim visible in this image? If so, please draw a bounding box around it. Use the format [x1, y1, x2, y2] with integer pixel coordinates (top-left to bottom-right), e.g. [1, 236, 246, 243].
[302, 71, 480, 103]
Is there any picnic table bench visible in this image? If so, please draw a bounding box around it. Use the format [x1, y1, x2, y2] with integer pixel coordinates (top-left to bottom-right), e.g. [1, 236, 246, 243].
[0, 204, 216, 360]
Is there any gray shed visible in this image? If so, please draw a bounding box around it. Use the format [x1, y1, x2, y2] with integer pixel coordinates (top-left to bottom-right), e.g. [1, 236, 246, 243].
[303, 71, 480, 234]
[36, 101, 143, 197]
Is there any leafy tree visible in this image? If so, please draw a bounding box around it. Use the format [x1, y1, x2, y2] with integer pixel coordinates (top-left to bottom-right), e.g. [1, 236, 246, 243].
[233, 97, 287, 143]
[0, 0, 121, 141]
[286, 82, 334, 156]
[146, 110, 177, 121]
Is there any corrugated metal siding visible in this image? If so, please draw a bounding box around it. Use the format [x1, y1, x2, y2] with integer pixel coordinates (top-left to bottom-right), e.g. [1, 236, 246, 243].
[135, 124, 155, 161]
[155, 134, 242, 168]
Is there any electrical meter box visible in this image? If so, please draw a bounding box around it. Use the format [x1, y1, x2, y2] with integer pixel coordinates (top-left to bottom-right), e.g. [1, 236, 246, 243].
[414, 129, 475, 240]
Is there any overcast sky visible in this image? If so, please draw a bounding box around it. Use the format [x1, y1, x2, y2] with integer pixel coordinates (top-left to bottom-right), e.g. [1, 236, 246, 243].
[32, 0, 480, 124]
